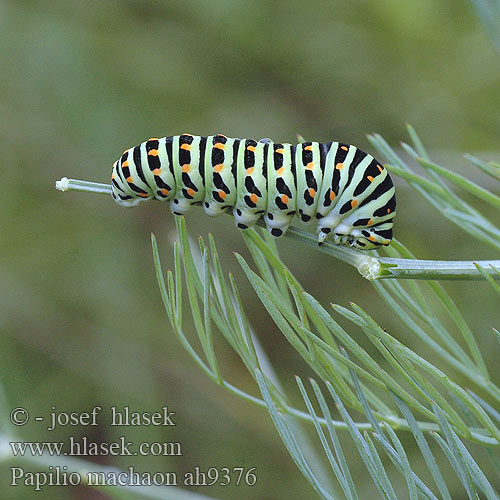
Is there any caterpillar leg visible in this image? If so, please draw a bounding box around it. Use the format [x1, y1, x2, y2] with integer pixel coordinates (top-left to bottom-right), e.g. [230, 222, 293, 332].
[318, 221, 393, 249]
[320, 232, 372, 250]
[203, 200, 231, 217]
[263, 211, 294, 238]
[316, 213, 344, 244]
[233, 207, 262, 230]
[170, 197, 194, 216]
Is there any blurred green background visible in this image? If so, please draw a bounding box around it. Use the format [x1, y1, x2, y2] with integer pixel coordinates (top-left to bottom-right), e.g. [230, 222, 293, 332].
[1, 0, 499, 498]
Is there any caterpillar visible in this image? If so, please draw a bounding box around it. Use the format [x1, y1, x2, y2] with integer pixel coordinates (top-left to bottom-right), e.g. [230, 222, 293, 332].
[111, 134, 395, 249]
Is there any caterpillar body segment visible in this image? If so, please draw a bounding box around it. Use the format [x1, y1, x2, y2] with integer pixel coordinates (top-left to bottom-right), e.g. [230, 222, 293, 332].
[111, 134, 396, 250]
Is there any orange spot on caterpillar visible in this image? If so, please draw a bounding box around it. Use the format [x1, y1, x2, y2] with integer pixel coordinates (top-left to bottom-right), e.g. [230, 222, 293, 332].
[161, 189, 169, 195]
[250, 193, 258, 203]
[180, 143, 191, 150]
[336, 162, 343, 170]
[187, 188, 195, 197]
[182, 164, 191, 172]
[126, 176, 133, 183]
[153, 168, 162, 175]
[213, 143, 225, 150]
[351, 199, 358, 208]
[304, 145, 313, 151]
[148, 149, 159, 156]
[306, 162, 314, 170]
[218, 190, 227, 200]
[215, 164, 224, 172]
[377, 165, 383, 172]
[329, 190, 336, 201]
[138, 193, 149, 198]
[111, 174, 115, 180]
[246, 167, 254, 174]
[277, 167, 285, 175]
[121, 161, 129, 168]
[368, 219, 373, 225]
[275, 148, 285, 154]
[387, 208, 391, 214]
[341, 146, 348, 151]
[148, 137, 159, 141]
[247, 145, 256, 152]
[368, 235, 376, 242]
[367, 175, 374, 182]
[308, 188, 316, 197]
[281, 194, 289, 204]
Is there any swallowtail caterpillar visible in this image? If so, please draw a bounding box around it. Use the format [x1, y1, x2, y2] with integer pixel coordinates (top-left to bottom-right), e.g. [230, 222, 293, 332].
[111, 134, 395, 249]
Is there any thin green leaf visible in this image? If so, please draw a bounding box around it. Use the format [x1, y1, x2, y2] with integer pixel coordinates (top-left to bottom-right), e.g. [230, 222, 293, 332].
[173, 240, 182, 326]
[361, 320, 500, 444]
[452, 434, 499, 500]
[236, 253, 313, 364]
[202, 246, 221, 381]
[475, 262, 500, 296]
[310, 379, 359, 500]
[305, 296, 438, 423]
[227, 273, 259, 364]
[262, 229, 295, 308]
[373, 425, 431, 500]
[417, 157, 500, 211]
[296, 377, 351, 500]
[255, 370, 336, 500]
[395, 347, 500, 445]
[326, 383, 397, 500]
[393, 396, 452, 500]
[363, 431, 398, 500]
[432, 432, 480, 500]
[284, 270, 315, 359]
[384, 164, 450, 197]
[344, 353, 433, 499]
[387, 241, 490, 380]
[406, 123, 430, 160]
[348, 302, 473, 436]
[343, 347, 383, 436]
[468, 391, 500, 424]
[431, 407, 479, 500]
[377, 279, 475, 369]
[464, 153, 500, 180]
[207, 235, 245, 349]
[371, 280, 487, 388]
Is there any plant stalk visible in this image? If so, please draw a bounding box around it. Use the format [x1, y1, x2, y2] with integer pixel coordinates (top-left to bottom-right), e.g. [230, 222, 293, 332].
[55, 178, 500, 281]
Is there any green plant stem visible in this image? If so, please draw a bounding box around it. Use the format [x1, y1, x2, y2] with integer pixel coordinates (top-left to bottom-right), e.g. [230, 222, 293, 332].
[55, 177, 112, 195]
[55, 178, 500, 281]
